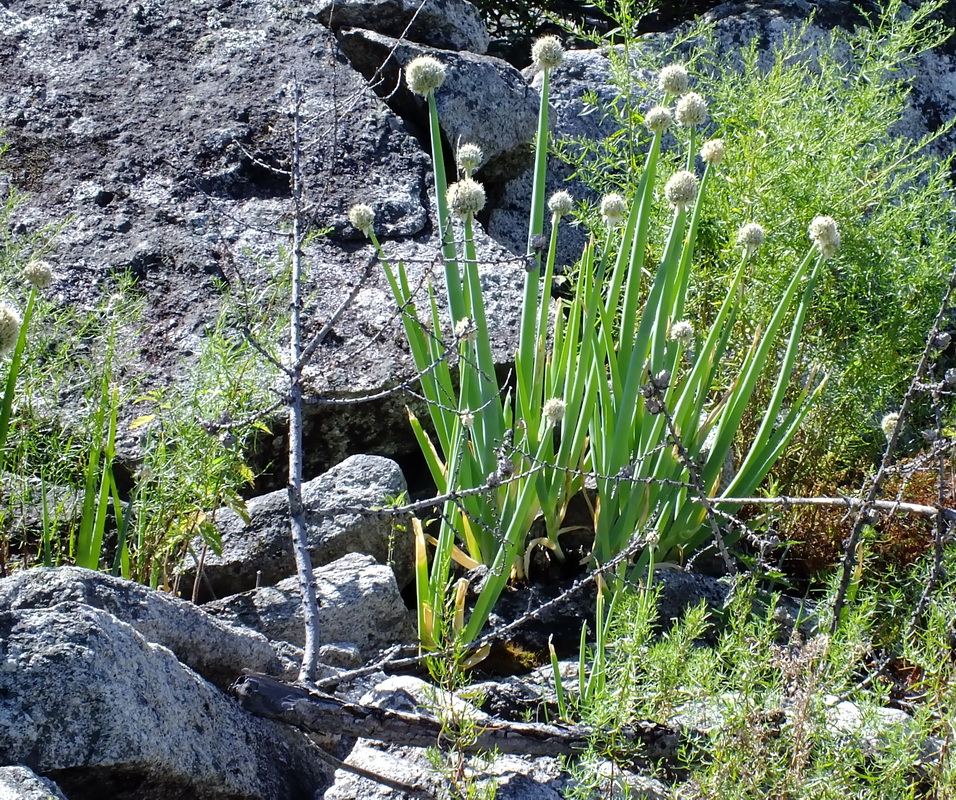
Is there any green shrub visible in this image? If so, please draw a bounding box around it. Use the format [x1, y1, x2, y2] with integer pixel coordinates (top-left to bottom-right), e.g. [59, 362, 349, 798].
[559, 0, 956, 484]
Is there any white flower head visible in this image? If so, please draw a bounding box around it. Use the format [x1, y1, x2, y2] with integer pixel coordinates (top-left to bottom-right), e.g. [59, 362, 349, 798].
[881, 412, 900, 441]
[348, 203, 375, 234]
[658, 64, 689, 96]
[456, 143, 483, 175]
[736, 222, 766, 257]
[460, 410, 475, 429]
[0, 303, 22, 354]
[455, 316, 477, 342]
[664, 170, 698, 212]
[405, 55, 446, 97]
[447, 178, 486, 219]
[600, 193, 627, 226]
[700, 139, 724, 165]
[547, 190, 574, 219]
[809, 215, 840, 259]
[644, 105, 673, 134]
[675, 92, 708, 127]
[543, 397, 566, 425]
[532, 35, 564, 70]
[23, 260, 54, 289]
[669, 320, 694, 347]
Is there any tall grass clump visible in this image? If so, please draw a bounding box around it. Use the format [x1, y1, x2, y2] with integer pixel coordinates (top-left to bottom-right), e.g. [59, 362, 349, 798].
[354, 38, 831, 653]
[559, 0, 956, 486]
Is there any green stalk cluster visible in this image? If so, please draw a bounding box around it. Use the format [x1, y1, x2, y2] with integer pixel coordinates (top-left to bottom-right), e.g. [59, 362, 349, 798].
[355, 45, 830, 652]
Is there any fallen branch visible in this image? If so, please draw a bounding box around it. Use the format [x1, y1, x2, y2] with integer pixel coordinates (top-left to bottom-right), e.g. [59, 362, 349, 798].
[232, 673, 685, 770]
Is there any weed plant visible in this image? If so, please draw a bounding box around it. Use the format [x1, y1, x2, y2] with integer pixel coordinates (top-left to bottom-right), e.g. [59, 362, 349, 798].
[0, 181, 277, 585]
[561, 558, 956, 798]
[557, 0, 956, 487]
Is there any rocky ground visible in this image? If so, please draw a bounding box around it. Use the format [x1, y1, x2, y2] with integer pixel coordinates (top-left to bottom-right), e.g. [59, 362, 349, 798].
[3, 0, 956, 796]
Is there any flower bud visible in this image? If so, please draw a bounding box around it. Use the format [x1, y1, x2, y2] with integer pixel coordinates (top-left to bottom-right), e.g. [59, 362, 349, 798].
[664, 170, 698, 212]
[348, 203, 375, 234]
[808, 215, 840, 259]
[736, 222, 765, 257]
[447, 178, 486, 219]
[456, 143, 483, 175]
[547, 190, 574, 219]
[700, 139, 724, 165]
[455, 316, 477, 342]
[658, 64, 689, 96]
[0, 303, 21, 354]
[669, 320, 694, 347]
[600, 193, 627, 226]
[23, 260, 54, 289]
[881, 412, 900, 441]
[675, 92, 708, 127]
[644, 105, 673, 134]
[405, 56, 446, 97]
[543, 397, 566, 424]
[532, 35, 564, 70]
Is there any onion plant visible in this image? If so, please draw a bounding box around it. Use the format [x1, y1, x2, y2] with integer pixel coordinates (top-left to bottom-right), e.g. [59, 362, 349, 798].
[353, 47, 830, 651]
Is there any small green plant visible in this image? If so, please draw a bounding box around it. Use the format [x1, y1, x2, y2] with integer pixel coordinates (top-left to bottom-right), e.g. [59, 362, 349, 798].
[563, 559, 956, 798]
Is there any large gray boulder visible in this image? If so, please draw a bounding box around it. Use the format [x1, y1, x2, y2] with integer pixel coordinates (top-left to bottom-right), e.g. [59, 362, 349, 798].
[0, 566, 284, 689]
[0, 603, 329, 800]
[0, 0, 429, 380]
[317, 0, 491, 54]
[204, 552, 415, 658]
[0, 0, 526, 479]
[180, 454, 413, 601]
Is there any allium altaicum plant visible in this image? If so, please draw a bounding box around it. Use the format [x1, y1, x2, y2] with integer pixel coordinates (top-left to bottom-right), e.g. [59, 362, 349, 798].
[352, 49, 829, 650]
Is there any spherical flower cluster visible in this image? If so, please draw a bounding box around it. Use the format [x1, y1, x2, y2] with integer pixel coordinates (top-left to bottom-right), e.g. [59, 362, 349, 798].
[600, 193, 627, 226]
[658, 64, 689, 96]
[460, 410, 475, 429]
[675, 92, 708, 127]
[547, 190, 574, 219]
[0, 303, 22, 355]
[644, 105, 673, 134]
[23, 260, 53, 289]
[669, 320, 694, 347]
[405, 55, 446, 97]
[543, 397, 566, 424]
[447, 178, 486, 219]
[455, 316, 477, 342]
[348, 203, 375, 234]
[664, 170, 698, 212]
[532, 35, 564, 70]
[700, 139, 724, 165]
[457, 143, 483, 175]
[808, 215, 841, 259]
[881, 412, 900, 441]
[736, 222, 766, 256]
